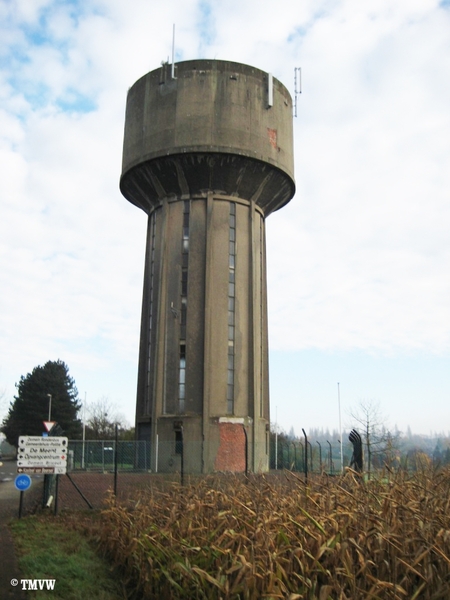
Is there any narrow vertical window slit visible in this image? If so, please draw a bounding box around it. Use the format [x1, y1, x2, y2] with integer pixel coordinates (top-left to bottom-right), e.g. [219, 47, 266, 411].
[178, 201, 190, 413]
[147, 214, 157, 399]
[227, 203, 236, 415]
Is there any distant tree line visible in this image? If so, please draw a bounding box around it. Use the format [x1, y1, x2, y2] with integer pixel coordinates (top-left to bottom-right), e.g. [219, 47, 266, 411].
[271, 399, 450, 474]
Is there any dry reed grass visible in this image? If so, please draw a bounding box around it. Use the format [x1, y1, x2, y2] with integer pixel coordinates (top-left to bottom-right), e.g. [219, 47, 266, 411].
[96, 467, 450, 599]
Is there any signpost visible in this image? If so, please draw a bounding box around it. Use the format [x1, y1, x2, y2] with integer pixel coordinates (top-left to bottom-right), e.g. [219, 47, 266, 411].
[17, 435, 68, 515]
[16, 431, 70, 517]
[15, 474, 32, 492]
[15, 474, 32, 519]
[17, 436, 68, 475]
[17, 467, 58, 474]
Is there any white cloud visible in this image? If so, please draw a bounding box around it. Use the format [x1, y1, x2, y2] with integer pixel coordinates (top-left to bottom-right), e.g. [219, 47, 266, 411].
[265, 0, 450, 358]
[1, 0, 450, 433]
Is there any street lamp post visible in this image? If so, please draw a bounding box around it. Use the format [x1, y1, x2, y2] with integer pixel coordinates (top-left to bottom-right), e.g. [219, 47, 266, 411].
[82, 392, 87, 469]
[47, 394, 52, 422]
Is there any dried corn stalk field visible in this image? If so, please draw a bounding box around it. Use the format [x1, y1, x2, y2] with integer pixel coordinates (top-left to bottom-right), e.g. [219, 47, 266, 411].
[97, 467, 450, 599]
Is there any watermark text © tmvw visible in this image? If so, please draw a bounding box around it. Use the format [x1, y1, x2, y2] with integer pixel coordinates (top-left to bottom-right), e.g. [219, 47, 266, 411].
[11, 578, 56, 590]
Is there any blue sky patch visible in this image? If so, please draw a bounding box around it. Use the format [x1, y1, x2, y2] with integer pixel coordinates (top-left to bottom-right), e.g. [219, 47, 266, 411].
[57, 90, 97, 114]
[197, 0, 215, 52]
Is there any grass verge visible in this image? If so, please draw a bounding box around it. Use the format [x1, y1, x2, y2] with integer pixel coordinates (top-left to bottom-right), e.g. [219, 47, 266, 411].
[9, 513, 124, 599]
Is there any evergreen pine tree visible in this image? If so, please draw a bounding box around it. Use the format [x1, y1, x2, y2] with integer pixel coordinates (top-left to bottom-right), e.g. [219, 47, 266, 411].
[1, 360, 82, 445]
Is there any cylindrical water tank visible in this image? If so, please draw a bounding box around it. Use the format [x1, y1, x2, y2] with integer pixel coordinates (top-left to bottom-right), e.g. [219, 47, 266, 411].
[120, 59, 295, 216]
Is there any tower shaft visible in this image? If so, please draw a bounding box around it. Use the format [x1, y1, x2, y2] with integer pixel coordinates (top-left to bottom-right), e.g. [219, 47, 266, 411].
[120, 60, 295, 472]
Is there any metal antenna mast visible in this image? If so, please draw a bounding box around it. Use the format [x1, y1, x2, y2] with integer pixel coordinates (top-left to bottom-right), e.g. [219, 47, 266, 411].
[294, 67, 302, 117]
[171, 24, 177, 79]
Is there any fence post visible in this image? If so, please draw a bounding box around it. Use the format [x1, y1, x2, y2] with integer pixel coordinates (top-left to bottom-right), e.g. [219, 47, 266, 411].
[275, 428, 278, 470]
[54, 475, 59, 515]
[308, 441, 313, 472]
[349, 429, 363, 472]
[327, 440, 333, 474]
[302, 429, 308, 482]
[243, 426, 248, 477]
[317, 441, 322, 473]
[174, 422, 184, 485]
[114, 424, 119, 497]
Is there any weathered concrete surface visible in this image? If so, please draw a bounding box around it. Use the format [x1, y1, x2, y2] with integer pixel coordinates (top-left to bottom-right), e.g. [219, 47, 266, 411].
[121, 60, 295, 214]
[120, 60, 295, 473]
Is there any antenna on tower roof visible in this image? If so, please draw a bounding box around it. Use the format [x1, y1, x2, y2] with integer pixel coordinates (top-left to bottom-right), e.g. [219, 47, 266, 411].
[294, 67, 301, 117]
[171, 24, 177, 79]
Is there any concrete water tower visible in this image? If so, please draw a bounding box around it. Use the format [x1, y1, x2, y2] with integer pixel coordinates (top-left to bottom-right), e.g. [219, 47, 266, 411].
[120, 59, 295, 473]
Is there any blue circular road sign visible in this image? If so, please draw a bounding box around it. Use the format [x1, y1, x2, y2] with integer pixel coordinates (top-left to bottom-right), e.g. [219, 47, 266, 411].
[15, 474, 32, 492]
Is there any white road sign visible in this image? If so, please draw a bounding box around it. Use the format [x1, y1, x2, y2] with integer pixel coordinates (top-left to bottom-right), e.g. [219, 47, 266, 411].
[17, 467, 57, 474]
[18, 436, 68, 474]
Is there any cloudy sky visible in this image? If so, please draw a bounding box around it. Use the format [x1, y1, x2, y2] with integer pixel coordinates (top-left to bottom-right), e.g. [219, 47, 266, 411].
[1, 0, 449, 437]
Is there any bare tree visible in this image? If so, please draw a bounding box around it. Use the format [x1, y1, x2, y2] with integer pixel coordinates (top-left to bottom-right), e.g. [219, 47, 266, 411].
[85, 397, 129, 440]
[349, 400, 400, 478]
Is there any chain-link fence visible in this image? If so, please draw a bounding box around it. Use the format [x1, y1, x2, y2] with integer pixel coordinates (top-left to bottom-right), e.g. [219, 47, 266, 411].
[33, 438, 351, 513]
[67, 439, 349, 475]
[269, 439, 348, 474]
[69, 440, 151, 472]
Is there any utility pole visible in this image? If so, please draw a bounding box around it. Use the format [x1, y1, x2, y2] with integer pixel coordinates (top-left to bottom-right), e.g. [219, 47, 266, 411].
[338, 383, 343, 473]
